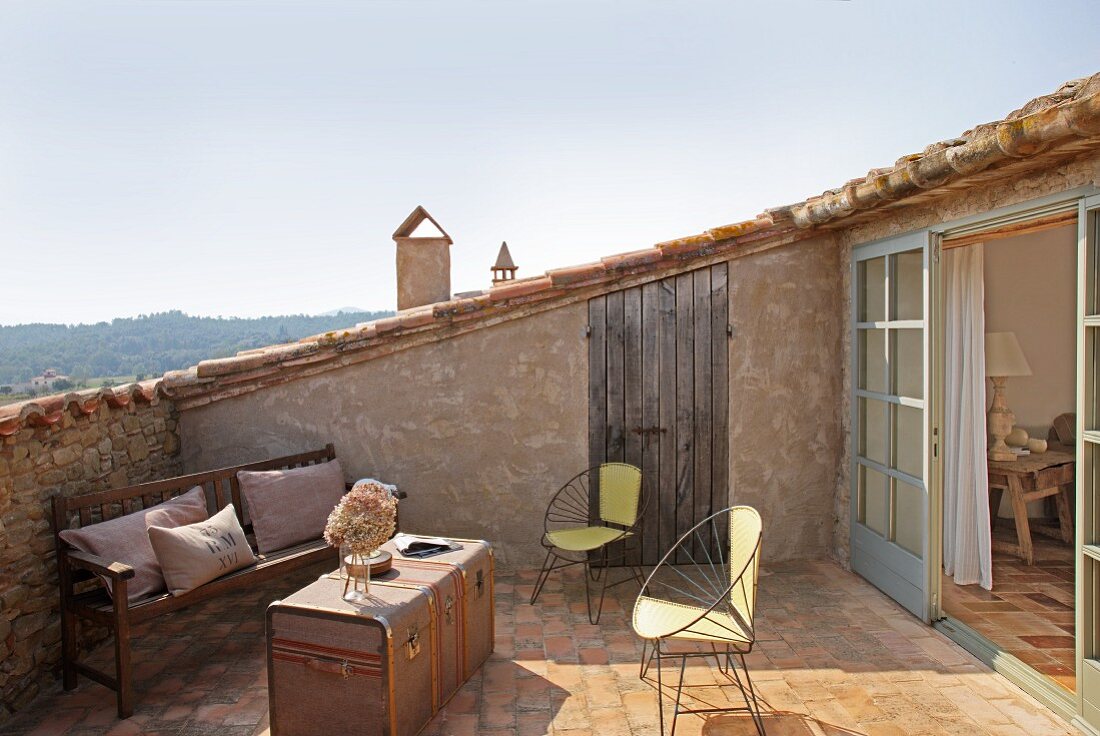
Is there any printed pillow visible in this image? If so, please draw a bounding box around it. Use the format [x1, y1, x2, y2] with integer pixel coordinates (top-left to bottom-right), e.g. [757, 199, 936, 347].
[237, 459, 345, 554]
[59, 486, 209, 602]
[148, 504, 257, 596]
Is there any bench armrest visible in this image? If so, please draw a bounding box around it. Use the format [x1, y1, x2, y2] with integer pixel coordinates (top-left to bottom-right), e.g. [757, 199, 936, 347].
[64, 549, 136, 581]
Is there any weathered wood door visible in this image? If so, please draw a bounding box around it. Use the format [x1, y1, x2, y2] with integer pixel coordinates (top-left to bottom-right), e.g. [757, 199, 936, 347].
[588, 263, 730, 566]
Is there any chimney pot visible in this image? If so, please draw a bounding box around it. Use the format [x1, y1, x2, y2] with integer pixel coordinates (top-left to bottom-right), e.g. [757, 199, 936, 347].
[491, 241, 518, 285]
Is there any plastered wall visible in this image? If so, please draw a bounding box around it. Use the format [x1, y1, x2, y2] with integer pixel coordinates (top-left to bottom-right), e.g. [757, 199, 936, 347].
[179, 303, 589, 569]
[728, 235, 845, 561]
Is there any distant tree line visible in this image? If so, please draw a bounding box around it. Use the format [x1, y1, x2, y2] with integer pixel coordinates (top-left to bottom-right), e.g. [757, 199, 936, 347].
[0, 310, 391, 386]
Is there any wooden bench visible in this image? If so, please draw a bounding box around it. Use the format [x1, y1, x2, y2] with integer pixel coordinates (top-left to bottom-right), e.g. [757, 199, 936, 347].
[51, 444, 401, 718]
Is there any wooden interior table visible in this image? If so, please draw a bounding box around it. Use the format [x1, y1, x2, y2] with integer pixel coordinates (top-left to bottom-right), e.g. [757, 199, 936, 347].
[988, 448, 1074, 565]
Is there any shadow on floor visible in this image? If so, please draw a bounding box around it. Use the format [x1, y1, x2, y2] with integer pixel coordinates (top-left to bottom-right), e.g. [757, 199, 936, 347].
[702, 711, 864, 735]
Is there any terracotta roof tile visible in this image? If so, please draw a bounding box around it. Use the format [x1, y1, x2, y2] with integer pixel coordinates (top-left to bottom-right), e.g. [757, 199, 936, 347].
[706, 216, 773, 242]
[488, 276, 554, 302]
[546, 261, 608, 286]
[654, 232, 715, 257]
[601, 248, 664, 272]
[0, 380, 164, 437]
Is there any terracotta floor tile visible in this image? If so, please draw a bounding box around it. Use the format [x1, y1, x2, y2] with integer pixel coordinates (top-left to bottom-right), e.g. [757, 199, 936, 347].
[0, 559, 1081, 736]
[1018, 635, 1076, 649]
[943, 530, 1076, 694]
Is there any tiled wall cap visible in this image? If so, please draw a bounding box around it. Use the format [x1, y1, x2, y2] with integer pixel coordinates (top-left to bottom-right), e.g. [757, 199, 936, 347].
[0, 381, 164, 435]
[707, 215, 773, 242]
[196, 353, 268, 378]
[546, 262, 608, 286]
[489, 276, 554, 302]
[601, 248, 664, 271]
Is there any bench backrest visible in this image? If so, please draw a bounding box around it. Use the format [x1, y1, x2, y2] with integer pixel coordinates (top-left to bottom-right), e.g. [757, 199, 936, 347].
[51, 444, 338, 539]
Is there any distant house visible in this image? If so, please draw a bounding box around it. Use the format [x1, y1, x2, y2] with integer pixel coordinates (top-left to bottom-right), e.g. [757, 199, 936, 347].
[30, 369, 68, 390]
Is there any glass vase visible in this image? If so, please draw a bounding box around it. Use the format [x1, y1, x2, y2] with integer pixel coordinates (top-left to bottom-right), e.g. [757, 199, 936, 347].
[340, 544, 373, 602]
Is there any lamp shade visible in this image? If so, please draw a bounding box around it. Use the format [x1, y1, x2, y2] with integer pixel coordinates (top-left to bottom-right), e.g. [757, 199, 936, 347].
[985, 332, 1032, 377]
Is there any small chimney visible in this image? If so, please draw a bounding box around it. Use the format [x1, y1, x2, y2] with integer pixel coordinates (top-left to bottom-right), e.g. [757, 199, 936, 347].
[392, 206, 453, 311]
[491, 242, 518, 285]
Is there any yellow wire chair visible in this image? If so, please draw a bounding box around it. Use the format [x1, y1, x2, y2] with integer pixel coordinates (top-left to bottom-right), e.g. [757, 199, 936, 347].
[632, 506, 765, 736]
[529, 463, 647, 624]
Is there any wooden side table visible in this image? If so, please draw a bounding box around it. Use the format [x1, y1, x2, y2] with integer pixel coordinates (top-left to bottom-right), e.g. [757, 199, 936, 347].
[988, 449, 1074, 565]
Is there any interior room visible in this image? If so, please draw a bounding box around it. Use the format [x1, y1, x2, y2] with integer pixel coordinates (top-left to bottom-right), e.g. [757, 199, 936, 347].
[940, 221, 1078, 693]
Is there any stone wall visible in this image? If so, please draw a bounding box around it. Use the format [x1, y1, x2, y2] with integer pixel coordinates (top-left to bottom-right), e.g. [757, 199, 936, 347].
[0, 398, 181, 720]
[832, 150, 1100, 566]
[178, 304, 589, 569]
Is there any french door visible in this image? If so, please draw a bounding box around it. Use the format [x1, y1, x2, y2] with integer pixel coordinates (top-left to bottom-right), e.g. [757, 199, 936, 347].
[851, 232, 933, 621]
[1078, 195, 1100, 730]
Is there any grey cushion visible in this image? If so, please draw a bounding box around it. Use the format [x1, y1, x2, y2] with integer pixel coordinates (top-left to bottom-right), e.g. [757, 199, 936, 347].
[237, 460, 345, 554]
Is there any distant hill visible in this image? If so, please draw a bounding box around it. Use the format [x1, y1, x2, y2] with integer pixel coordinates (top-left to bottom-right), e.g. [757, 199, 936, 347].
[0, 310, 392, 387]
[319, 307, 367, 316]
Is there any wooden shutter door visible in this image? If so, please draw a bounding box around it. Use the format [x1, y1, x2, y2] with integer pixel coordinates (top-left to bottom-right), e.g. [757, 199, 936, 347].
[588, 263, 730, 566]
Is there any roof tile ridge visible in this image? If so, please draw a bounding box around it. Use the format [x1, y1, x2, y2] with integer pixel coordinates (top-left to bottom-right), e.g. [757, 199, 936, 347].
[769, 72, 1100, 228]
[0, 379, 167, 436]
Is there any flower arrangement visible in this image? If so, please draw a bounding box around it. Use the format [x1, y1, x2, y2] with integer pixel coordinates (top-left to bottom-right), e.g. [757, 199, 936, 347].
[324, 480, 398, 554]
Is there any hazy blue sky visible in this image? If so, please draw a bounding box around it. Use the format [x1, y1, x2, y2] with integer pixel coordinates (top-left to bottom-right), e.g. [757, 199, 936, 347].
[1, 1, 1097, 325]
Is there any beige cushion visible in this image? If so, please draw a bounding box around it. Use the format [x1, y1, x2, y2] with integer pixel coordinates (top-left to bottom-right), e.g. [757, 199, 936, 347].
[148, 504, 257, 596]
[59, 486, 209, 602]
[237, 460, 345, 554]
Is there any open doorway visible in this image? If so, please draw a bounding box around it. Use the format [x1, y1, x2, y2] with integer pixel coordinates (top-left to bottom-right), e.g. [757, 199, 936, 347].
[939, 218, 1077, 694]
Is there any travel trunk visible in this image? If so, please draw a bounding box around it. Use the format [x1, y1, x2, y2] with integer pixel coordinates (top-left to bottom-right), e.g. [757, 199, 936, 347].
[266, 575, 436, 736]
[378, 536, 495, 692]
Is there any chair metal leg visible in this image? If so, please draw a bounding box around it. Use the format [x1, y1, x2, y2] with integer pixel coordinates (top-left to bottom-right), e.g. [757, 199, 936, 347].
[738, 653, 767, 736]
[640, 638, 657, 679]
[585, 555, 612, 625]
[530, 548, 556, 605]
[669, 653, 688, 736]
[655, 641, 665, 736]
[710, 643, 729, 675]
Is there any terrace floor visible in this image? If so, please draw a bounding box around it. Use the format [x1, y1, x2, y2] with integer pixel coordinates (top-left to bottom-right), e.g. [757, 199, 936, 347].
[0, 559, 1075, 736]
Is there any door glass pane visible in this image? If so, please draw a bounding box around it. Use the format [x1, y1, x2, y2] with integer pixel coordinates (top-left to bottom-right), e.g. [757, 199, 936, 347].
[894, 404, 923, 479]
[860, 465, 889, 536]
[894, 329, 923, 399]
[894, 478, 924, 557]
[859, 329, 887, 393]
[859, 398, 889, 465]
[894, 250, 923, 320]
[859, 257, 886, 322]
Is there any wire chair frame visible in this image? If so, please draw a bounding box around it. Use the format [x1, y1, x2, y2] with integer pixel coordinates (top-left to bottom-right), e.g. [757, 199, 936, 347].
[529, 464, 648, 624]
[632, 506, 765, 736]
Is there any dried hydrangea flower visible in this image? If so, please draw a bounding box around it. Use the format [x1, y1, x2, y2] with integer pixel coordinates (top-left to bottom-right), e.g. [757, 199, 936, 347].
[324, 480, 398, 553]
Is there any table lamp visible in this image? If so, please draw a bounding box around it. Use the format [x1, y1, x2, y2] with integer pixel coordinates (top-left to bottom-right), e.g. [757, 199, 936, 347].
[986, 332, 1032, 461]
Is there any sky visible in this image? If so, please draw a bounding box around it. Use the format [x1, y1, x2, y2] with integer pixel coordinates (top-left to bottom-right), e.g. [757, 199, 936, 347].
[1, 1, 1098, 326]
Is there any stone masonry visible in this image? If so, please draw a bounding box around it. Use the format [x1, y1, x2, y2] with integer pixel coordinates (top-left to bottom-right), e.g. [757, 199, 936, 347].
[0, 398, 181, 721]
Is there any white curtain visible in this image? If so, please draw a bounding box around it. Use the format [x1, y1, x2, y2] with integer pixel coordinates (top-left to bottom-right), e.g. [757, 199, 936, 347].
[943, 243, 993, 589]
